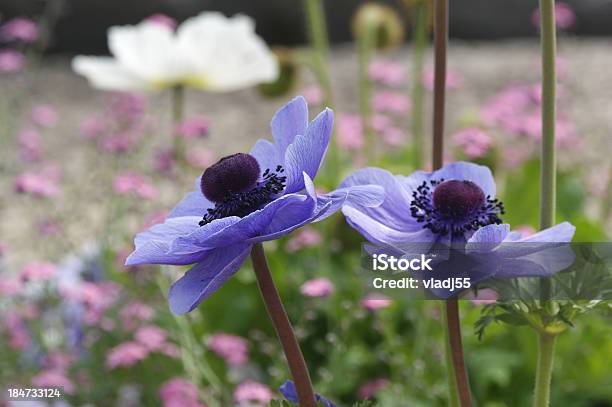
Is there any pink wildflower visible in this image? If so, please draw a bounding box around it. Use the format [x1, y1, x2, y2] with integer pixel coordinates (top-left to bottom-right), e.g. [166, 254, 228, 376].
[1, 18, 39, 43]
[0, 278, 22, 296]
[31, 105, 58, 128]
[113, 172, 158, 200]
[120, 301, 154, 331]
[532, 2, 576, 30]
[451, 127, 493, 159]
[18, 127, 43, 162]
[301, 85, 324, 106]
[300, 277, 334, 298]
[160, 378, 205, 407]
[208, 333, 249, 367]
[286, 227, 322, 252]
[369, 59, 405, 85]
[20, 261, 56, 282]
[3, 312, 31, 349]
[106, 341, 148, 369]
[233, 381, 274, 405]
[186, 148, 215, 169]
[135, 325, 168, 352]
[337, 113, 364, 150]
[0, 49, 25, 72]
[361, 293, 392, 311]
[372, 90, 411, 114]
[79, 116, 107, 139]
[175, 116, 209, 139]
[32, 370, 75, 394]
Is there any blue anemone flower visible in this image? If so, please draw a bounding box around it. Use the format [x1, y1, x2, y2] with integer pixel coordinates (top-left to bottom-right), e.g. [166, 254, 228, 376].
[341, 162, 576, 297]
[279, 380, 336, 407]
[126, 96, 384, 314]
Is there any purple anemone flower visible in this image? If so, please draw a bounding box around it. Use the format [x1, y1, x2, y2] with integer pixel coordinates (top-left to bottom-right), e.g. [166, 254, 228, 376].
[126, 96, 383, 314]
[279, 380, 336, 407]
[341, 162, 576, 297]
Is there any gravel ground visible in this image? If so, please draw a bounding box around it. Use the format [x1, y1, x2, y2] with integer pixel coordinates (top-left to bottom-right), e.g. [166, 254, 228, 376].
[1, 38, 610, 267]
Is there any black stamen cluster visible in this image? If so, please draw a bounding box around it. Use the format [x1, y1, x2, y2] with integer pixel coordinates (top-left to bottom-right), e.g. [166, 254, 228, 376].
[199, 165, 286, 226]
[410, 179, 505, 237]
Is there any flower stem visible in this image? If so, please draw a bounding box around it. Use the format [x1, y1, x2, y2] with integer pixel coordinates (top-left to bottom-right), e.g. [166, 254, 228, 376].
[172, 85, 186, 162]
[432, 1, 473, 406]
[250, 243, 317, 407]
[357, 24, 376, 162]
[410, 0, 429, 170]
[303, 0, 333, 107]
[441, 302, 460, 407]
[533, 333, 557, 407]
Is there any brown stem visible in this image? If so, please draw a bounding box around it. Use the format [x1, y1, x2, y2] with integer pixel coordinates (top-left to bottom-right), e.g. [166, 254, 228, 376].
[445, 298, 473, 407]
[432, 0, 448, 170]
[432, 1, 473, 406]
[250, 243, 317, 407]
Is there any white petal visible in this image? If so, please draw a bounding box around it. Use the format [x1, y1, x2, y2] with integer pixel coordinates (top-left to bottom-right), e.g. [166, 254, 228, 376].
[108, 21, 185, 86]
[72, 56, 150, 91]
[177, 13, 278, 91]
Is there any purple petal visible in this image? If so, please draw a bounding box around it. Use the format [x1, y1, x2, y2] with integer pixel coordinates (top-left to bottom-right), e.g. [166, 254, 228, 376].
[249, 138, 282, 176]
[167, 182, 213, 219]
[466, 224, 510, 252]
[284, 108, 333, 193]
[314, 183, 385, 223]
[271, 96, 308, 156]
[168, 243, 252, 314]
[514, 221, 575, 243]
[279, 380, 336, 407]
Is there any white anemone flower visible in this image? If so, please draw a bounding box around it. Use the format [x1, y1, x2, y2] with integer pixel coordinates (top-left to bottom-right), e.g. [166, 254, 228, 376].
[72, 12, 279, 92]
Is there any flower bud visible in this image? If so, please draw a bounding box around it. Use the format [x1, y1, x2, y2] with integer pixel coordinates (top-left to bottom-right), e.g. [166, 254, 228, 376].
[352, 4, 405, 51]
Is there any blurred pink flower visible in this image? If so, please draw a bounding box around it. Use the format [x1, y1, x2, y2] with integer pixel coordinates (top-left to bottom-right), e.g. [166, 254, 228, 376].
[301, 85, 324, 106]
[120, 301, 154, 331]
[369, 59, 405, 85]
[423, 67, 463, 91]
[3, 312, 31, 349]
[532, 2, 576, 30]
[0, 278, 22, 296]
[186, 148, 215, 169]
[45, 351, 74, 371]
[372, 91, 411, 114]
[79, 116, 107, 139]
[160, 378, 205, 407]
[38, 219, 63, 236]
[135, 325, 168, 352]
[451, 127, 493, 159]
[31, 105, 58, 128]
[32, 370, 75, 394]
[154, 148, 176, 173]
[286, 226, 322, 252]
[20, 261, 56, 282]
[234, 381, 274, 405]
[106, 341, 148, 369]
[102, 132, 137, 153]
[208, 333, 249, 367]
[145, 14, 179, 31]
[18, 127, 43, 162]
[175, 116, 209, 139]
[109, 92, 146, 123]
[0, 49, 25, 72]
[113, 172, 158, 200]
[337, 113, 364, 150]
[161, 343, 181, 358]
[361, 293, 392, 311]
[300, 277, 334, 298]
[1, 18, 39, 43]
[370, 114, 392, 133]
[380, 126, 405, 146]
[358, 378, 390, 399]
[464, 288, 498, 305]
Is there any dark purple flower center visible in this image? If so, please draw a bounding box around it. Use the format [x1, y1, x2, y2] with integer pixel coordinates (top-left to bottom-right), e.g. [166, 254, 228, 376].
[198, 153, 286, 226]
[410, 178, 504, 237]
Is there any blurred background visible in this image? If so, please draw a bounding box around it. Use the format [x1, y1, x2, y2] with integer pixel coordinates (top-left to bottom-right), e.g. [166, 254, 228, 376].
[0, 0, 611, 406]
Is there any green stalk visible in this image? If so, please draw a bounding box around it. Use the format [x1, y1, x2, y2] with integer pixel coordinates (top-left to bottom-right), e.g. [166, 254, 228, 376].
[533, 2, 559, 406]
[441, 302, 460, 407]
[533, 333, 557, 407]
[357, 24, 376, 162]
[172, 85, 186, 162]
[410, 1, 429, 170]
[303, 0, 333, 107]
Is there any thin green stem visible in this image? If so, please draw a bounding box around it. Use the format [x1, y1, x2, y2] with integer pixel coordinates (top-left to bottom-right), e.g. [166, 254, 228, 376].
[357, 25, 376, 162]
[533, 333, 557, 407]
[250, 243, 317, 407]
[303, 0, 333, 107]
[172, 85, 186, 161]
[410, 1, 429, 170]
[441, 302, 460, 407]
